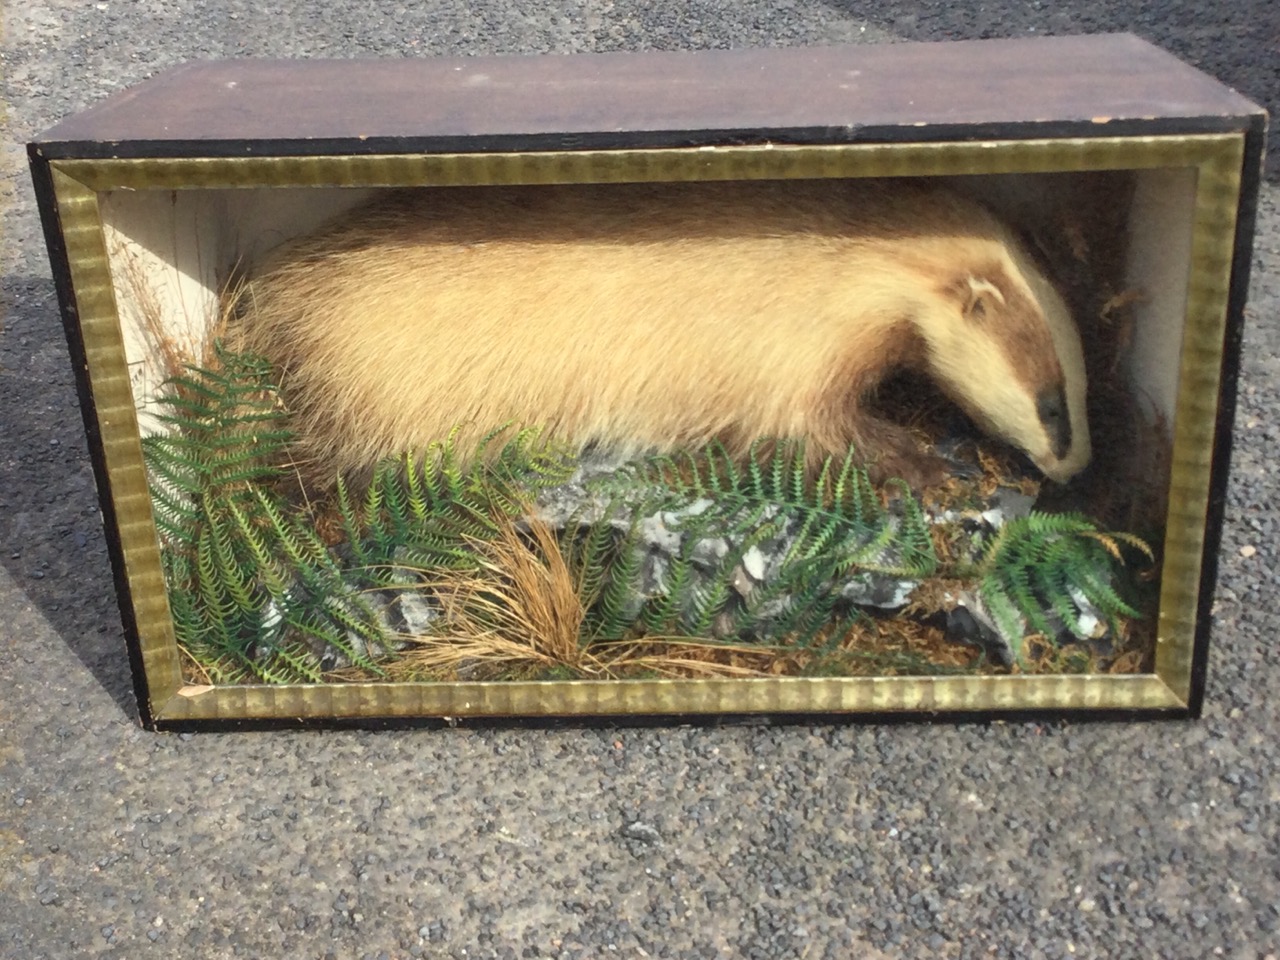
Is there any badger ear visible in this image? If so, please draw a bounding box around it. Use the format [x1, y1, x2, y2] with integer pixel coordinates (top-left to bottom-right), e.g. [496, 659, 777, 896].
[962, 276, 1006, 323]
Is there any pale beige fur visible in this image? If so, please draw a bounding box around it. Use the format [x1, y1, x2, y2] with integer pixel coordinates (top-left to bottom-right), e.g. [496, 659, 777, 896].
[236, 179, 1090, 487]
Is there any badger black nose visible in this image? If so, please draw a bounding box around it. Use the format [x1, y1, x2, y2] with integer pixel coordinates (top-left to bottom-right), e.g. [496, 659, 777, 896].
[1037, 386, 1072, 459]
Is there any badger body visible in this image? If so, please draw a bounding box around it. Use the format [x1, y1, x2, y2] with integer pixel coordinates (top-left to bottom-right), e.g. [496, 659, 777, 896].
[237, 179, 1090, 488]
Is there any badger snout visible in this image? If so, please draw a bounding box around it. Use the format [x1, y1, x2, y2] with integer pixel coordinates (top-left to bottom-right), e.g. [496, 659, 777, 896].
[1036, 385, 1072, 460]
[1032, 379, 1090, 484]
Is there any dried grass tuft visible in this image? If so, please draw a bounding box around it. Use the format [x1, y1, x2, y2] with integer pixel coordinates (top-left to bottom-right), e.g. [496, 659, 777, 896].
[115, 246, 248, 382]
[345, 509, 787, 683]
[390, 511, 591, 680]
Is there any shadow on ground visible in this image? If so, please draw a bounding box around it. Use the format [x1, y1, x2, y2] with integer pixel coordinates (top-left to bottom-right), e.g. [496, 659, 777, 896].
[0, 275, 137, 719]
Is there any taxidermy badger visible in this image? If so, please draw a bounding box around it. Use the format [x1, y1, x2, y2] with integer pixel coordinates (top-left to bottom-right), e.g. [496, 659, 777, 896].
[236, 179, 1090, 488]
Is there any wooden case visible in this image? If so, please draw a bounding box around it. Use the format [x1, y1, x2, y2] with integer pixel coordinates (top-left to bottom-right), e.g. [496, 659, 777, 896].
[28, 35, 1266, 729]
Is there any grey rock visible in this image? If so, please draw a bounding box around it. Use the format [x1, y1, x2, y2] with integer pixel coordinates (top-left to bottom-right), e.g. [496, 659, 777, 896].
[387, 588, 440, 637]
[741, 545, 767, 581]
[637, 511, 682, 555]
[839, 573, 917, 610]
[621, 821, 662, 845]
[689, 536, 731, 569]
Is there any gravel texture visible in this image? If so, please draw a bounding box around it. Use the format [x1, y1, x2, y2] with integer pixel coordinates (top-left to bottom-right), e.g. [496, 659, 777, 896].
[2, 3, 1279, 958]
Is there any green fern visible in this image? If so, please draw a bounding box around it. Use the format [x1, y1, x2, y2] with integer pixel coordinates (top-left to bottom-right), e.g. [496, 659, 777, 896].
[143, 344, 393, 683]
[142, 348, 290, 545]
[580, 440, 938, 647]
[977, 511, 1152, 663]
[145, 350, 581, 685]
[147, 343, 1152, 683]
[337, 426, 576, 584]
[562, 501, 649, 643]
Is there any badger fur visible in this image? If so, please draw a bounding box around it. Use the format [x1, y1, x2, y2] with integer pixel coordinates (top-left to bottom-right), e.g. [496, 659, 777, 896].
[235, 179, 1090, 489]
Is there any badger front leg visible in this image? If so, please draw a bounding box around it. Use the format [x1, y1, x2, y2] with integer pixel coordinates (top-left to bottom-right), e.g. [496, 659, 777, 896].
[848, 417, 952, 489]
[798, 417, 952, 488]
[808, 395, 952, 490]
[800, 323, 955, 489]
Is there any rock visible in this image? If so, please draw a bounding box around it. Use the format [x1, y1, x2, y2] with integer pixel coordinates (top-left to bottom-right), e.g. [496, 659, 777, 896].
[946, 595, 1016, 666]
[638, 512, 682, 554]
[639, 551, 669, 600]
[839, 573, 916, 610]
[730, 563, 756, 598]
[389, 589, 439, 637]
[992, 487, 1037, 521]
[689, 536, 730, 569]
[1061, 586, 1109, 640]
[621, 821, 662, 845]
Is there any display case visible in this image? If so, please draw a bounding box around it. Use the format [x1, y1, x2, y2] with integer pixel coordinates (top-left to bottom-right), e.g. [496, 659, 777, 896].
[28, 34, 1266, 728]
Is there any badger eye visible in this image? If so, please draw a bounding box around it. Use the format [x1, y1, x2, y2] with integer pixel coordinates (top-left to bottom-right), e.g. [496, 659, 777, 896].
[970, 296, 987, 321]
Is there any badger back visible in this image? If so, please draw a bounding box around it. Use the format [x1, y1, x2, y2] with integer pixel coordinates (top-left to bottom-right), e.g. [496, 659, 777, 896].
[235, 180, 1089, 484]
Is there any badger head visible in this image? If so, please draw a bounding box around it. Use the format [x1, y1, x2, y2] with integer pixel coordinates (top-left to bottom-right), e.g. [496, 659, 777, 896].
[916, 255, 1091, 483]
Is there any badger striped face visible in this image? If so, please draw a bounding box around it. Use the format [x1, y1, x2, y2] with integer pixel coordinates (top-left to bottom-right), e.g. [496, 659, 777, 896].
[918, 253, 1090, 483]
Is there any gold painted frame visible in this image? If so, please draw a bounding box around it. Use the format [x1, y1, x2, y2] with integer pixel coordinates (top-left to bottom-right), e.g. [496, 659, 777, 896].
[44, 133, 1245, 724]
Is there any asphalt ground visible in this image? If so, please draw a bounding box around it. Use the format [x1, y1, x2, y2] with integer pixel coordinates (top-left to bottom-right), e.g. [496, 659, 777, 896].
[2, 3, 1278, 958]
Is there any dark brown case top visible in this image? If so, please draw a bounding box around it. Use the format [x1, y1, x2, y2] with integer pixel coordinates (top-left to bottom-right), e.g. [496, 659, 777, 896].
[30, 34, 1265, 159]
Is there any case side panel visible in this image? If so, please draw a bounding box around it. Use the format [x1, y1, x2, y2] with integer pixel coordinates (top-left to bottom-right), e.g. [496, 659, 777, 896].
[46, 164, 187, 726]
[1154, 136, 1247, 706]
[27, 151, 158, 728]
[1183, 116, 1267, 717]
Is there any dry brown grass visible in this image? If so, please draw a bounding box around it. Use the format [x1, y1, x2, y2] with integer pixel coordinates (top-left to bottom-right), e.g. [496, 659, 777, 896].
[116, 245, 196, 382]
[820, 615, 981, 675]
[115, 245, 245, 382]
[1019, 633, 1144, 675]
[359, 510, 788, 683]
[176, 642, 215, 685]
[900, 576, 964, 621]
[398, 511, 590, 679]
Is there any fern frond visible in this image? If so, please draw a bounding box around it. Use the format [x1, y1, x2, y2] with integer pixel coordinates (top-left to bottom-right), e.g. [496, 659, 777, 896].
[977, 511, 1152, 662]
[590, 531, 644, 641]
[596, 439, 937, 644]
